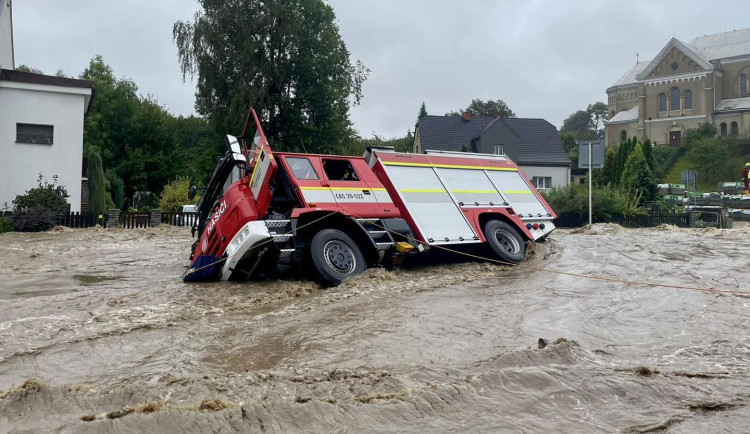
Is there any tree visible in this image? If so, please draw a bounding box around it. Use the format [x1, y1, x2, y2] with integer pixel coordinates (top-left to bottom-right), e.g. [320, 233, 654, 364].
[560, 101, 607, 140]
[620, 143, 658, 204]
[12, 174, 70, 231]
[159, 176, 196, 212]
[417, 102, 427, 124]
[105, 169, 125, 210]
[16, 65, 43, 74]
[87, 151, 108, 217]
[449, 98, 515, 118]
[174, 0, 368, 154]
[686, 136, 732, 181]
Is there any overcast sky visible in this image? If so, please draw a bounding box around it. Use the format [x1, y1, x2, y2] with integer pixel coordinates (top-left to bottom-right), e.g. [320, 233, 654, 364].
[12, 1, 750, 138]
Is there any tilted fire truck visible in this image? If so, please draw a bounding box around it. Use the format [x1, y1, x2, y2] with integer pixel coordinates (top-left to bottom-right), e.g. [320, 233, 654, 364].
[185, 109, 557, 286]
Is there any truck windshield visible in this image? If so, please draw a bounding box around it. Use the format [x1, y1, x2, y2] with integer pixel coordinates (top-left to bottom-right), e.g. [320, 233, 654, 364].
[287, 157, 319, 180]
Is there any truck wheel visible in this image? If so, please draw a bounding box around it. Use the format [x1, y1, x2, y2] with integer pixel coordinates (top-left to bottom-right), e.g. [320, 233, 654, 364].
[310, 229, 366, 286]
[484, 220, 526, 264]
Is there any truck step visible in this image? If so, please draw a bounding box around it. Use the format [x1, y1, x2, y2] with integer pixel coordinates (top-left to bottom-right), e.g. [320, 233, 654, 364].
[265, 219, 291, 229]
[278, 248, 296, 258]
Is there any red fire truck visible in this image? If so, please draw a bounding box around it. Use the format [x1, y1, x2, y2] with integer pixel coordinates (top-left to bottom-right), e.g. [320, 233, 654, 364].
[185, 109, 557, 286]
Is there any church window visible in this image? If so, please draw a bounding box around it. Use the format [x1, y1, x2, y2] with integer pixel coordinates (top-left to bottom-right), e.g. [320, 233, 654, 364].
[731, 122, 739, 135]
[658, 93, 667, 111]
[741, 73, 748, 98]
[684, 90, 692, 109]
[720, 123, 727, 136]
[620, 130, 627, 142]
[670, 87, 680, 111]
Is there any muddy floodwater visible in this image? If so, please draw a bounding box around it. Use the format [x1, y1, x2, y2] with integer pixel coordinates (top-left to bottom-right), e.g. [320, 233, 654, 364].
[0, 224, 749, 433]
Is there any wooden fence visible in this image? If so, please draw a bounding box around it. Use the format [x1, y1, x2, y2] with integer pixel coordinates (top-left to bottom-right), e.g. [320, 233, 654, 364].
[555, 212, 690, 228]
[56, 212, 107, 228]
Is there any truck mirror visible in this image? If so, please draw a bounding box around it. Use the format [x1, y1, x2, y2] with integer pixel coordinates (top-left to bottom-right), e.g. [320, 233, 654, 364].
[188, 185, 197, 200]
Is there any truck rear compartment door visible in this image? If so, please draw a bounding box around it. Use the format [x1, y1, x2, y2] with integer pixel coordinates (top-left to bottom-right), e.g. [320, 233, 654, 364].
[383, 165, 477, 244]
[485, 171, 550, 218]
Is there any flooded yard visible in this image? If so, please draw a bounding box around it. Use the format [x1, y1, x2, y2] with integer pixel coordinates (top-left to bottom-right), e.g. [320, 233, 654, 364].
[0, 224, 748, 433]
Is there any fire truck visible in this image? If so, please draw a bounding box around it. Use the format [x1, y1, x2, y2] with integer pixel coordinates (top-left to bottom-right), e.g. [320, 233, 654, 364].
[185, 109, 557, 286]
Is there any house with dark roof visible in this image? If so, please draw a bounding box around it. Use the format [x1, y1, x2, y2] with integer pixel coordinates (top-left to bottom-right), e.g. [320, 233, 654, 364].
[606, 28, 750, 146]
[413, 113, 571, 189]
[0, 0, 94, 212]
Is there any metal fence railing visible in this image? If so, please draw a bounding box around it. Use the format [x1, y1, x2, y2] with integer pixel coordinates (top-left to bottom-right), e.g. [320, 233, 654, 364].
[555, 212, 690, 229]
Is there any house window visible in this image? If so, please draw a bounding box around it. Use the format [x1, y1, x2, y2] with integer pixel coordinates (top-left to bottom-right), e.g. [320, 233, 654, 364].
[741, 73, 748, 98]
[620, 130, 627, 142]
[670, 87, 680, 111]
[493, 144, 504, 155]
[658, 93, 667, 111]
[720, 122, 727, 136]
[531, 177, 552, 190]
[16, 123, 54, 144]
[322, 159, 359, 181]
[731, 122, 739, 135]
[684, 90, 692, 109]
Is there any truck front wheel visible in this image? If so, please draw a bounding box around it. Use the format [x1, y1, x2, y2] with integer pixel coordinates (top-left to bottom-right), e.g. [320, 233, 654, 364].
[484, 220, 526, 264]
[310, 229, 366, 286]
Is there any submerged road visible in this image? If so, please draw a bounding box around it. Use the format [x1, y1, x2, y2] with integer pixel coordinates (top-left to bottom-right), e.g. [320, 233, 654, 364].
[0, 224, 748, 432]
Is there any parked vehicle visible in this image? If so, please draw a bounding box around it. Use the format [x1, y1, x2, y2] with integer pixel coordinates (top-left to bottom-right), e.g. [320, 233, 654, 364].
[185, 109, 557, 286]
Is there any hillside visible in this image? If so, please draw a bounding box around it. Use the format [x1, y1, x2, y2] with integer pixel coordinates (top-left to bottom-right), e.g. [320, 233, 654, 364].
[664, 154, 747, 192]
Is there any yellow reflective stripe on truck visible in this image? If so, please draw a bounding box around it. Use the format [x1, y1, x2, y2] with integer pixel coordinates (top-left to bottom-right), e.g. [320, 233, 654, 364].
[300, 186, 387, 191]
[383, 161, 518, 171]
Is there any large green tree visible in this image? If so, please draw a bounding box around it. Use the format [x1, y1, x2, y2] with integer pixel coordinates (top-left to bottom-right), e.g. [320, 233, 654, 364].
[620, 143, 658, 204]
[173, 0, 368, 153]
[417, 102, 427, 124]
[560, 102, 607, 140]
[449, 98, 515, 118]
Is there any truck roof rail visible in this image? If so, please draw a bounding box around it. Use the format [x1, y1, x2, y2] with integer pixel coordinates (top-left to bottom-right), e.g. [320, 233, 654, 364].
[363, 146, 396, 167]
[424, 150, 508, 160]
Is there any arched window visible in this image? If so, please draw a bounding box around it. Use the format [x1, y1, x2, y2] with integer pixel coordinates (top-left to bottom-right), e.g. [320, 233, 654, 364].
[720, 123, 727, 136]
[670, 87, 680, 111]
[731, 122, 739, 135]
[741, 73, 748, 98]
[658, 93, 667, 111]
[684, 90, 692, 109]
[620, 130, 627, 142]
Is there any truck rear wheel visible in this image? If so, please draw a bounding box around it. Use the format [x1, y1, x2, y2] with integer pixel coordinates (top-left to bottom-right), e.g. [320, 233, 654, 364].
[310, 229, 366, 286]
[484, 220, 525, 264]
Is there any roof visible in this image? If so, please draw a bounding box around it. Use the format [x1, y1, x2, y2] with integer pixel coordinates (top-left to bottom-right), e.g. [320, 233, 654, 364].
[689, 28, 750, 61]
[500, 118, 571, 165]
[416, 115, 497, 152]
[0, 68, 93, 89]
[609, 28, 750, 89]
[607, 106, 639, 124]
[417, 115, 570, 166]
[610, 61, 650, 88]
[715, 97, 750, 112]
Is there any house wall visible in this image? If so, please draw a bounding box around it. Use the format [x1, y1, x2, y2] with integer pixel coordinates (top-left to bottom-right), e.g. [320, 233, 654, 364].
[474, 123, 520, 162]
[0, 84, 88, 212]
[519, 165, 570, 189]
[0, 0, 13, 69]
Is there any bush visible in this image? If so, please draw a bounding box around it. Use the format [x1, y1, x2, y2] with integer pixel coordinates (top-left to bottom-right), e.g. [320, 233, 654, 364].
[87, 151, 108, 216]
[543, 183, 629, 219]
[0, 216, 12, 233]
[11, 210, 59, 232]
[159, 176, 195, 212]
[13, 174, 69, 213]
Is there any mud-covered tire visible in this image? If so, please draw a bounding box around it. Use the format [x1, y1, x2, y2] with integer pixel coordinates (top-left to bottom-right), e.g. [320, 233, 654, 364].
[484, 220, 526, 264]
[310, 229, 366, 286]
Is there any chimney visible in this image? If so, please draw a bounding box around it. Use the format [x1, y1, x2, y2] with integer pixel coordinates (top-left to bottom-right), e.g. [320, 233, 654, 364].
[462, 112, 471, 121]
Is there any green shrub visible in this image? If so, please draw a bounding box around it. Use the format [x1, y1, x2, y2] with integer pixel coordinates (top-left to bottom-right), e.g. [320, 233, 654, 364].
[13, 174, 69, 213]
[159, 176, 195, 212]
[105, 169, 125, 209]
[87, 151, 108, 216]
[542, 183, 628, 219]
[0, 216, 12, 233]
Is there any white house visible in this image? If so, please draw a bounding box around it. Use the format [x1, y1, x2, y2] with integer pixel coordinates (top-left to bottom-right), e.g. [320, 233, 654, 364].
[0, 0, 93, 212]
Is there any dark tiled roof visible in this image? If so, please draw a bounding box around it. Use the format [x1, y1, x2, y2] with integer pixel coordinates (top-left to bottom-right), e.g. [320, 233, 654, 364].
[500, 118, 571, 165]
[417, 115, 570, 166]
[417, 115, 496, 152]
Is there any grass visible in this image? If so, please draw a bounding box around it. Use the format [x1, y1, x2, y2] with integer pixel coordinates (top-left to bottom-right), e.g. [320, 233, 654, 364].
[663, 154, 747, 192]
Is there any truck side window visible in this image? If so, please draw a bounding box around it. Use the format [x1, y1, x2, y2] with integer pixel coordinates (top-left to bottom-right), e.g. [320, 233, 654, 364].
[287, 157, 319, 180]
[322, 159, 360, 181]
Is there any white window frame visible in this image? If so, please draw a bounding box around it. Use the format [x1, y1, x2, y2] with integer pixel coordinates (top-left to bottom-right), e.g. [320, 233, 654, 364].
[493, 144, 504, 155]
[531, 176, 552, 190]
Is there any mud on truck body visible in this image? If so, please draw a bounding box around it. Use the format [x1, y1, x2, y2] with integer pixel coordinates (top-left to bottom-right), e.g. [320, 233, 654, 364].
[186, 108, 557, 286]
